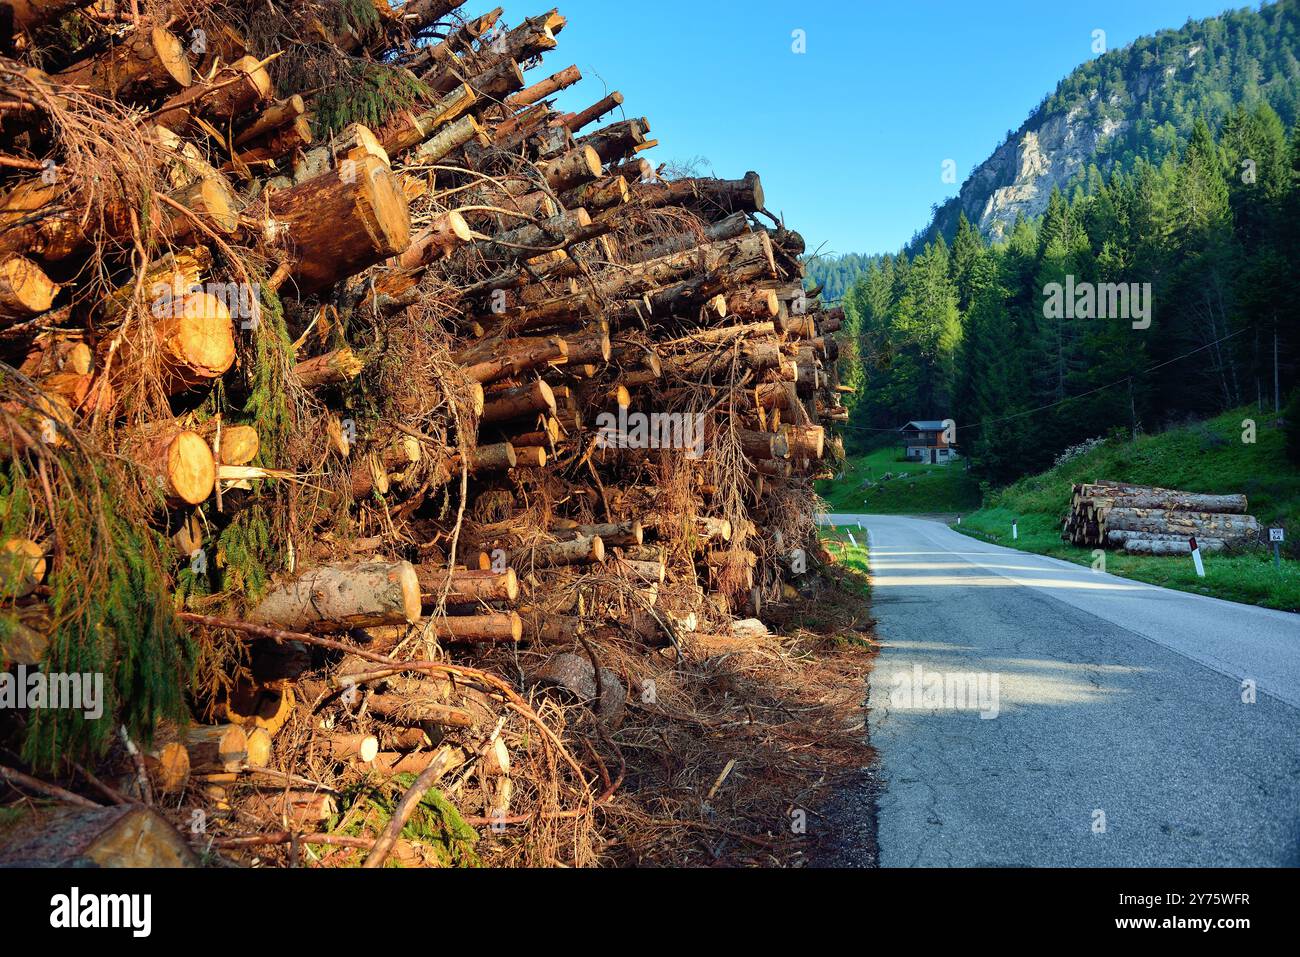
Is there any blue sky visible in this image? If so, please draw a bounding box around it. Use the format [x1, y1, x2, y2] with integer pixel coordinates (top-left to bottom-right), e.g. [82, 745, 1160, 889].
[508, 0, 1258, 256]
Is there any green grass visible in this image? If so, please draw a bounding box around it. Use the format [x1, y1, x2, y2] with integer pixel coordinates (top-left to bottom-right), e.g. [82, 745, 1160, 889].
[955, 408, 1300, 612]
[819, 524, 871, 587]
[816, 445, 981, 514]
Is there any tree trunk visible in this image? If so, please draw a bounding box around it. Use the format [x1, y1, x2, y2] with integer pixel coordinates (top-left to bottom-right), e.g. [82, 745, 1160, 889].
[537, 145, 602, 192]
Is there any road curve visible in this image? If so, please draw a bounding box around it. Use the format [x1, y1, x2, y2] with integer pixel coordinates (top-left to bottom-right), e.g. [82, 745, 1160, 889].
[825, 513, 1300, 867]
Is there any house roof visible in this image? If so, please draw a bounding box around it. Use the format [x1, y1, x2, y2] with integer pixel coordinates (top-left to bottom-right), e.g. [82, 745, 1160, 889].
[900, 420, 948, 431]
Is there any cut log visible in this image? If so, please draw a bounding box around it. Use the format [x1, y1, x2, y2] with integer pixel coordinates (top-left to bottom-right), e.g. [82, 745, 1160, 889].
[153, 55, 272, 132]
[727, 286, 780, 319]
[0, 255, 58, 321]
[56, 25, 193, 99]
[457, 334, 567, 384]
[250, 561, 422, 633]
[1121, 537, 1227, 556]
[513, 535, 605, 568]
[223, 684, 295, 736]
[0, 537, 46, 599]
[325, 733, 380, 763]
[267, 155, 411, 295]
[363, 694, 475, 729]
[137, 290, 237, 395]
[537, 145, 602, 192]
[176, 724, 249, 774]
[234, 95, 307, 146]
[1101, 508, 1260, 543]
[294, 348, 365, 389]
[425, 612, 522, 643]
[630, 170, 765, 215]
[415, 566, 519, 604]
[480, 379, 556, 424]
[552, 519, 642, 547]
[375, 83, 477, 156]
[0, 804, 198, 868]
[126, 428, 215, 506]
[408, 114, 488, 165]
[781, 424, 825, 460]
[145, 741, 191, 794]
[578, 117, 649, 164]
[196, 422, 260, 466]
[397, 211, 473, 270]
[225, 115, 313, 170]
[561, 92, 624, 133]
[506, 64, 582, 109]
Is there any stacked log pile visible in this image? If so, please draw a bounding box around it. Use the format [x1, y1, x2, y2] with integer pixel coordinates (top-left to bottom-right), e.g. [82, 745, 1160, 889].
[1062, 480, 1260, 554]
[0, 1, 857, 866]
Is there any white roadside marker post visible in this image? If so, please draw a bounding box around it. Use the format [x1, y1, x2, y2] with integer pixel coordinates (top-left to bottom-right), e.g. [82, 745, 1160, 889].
[1189, 536, 1206, 578]
[1012, 520, 1018, 541]
[847, 531, 858, 549]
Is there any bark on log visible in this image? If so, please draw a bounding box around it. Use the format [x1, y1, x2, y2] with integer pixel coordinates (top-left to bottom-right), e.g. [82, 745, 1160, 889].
[629, 171, 764, 215]
[505, 64, 582, 109]
[250, 562, 422, 633]
[552, 519, 642, 546]
[425, 612, 522, 643]
[513, 535, 605, 567]
[456, 334, 567, 384]
[225, 115, 313, 170]
[267, 155, 411, 295]
[375, 83, 477, 156]
[294, 347, 365, 389]
[480, 379, 556, 424]
[414, 566, 519, 604]
[561, 92, 624, 133]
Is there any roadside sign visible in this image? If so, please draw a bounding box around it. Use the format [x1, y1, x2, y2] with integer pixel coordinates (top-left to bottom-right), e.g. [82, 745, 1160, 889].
[1269, 528, 1284, 568]
[1269, 528, 1284, 542]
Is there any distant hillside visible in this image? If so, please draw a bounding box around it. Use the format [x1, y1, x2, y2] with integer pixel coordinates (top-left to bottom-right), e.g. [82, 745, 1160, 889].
[911, 1, 1300, 251]
[802, 253, 879, 304]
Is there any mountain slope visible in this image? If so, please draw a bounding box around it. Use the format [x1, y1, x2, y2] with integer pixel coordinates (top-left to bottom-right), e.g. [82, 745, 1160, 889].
[915, 1, 1300, 250]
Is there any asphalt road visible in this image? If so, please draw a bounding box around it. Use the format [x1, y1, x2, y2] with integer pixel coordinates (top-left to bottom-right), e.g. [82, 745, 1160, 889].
[825, 513, 1300, 867]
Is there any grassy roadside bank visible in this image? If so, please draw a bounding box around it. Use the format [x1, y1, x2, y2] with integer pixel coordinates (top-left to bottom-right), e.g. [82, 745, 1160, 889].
[815, 446, 981, 514]
[952, 409, 1300, 612]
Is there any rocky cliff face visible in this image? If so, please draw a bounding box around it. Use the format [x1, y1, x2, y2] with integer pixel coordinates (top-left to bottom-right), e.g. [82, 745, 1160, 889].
[956, 102, 1127, 242]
